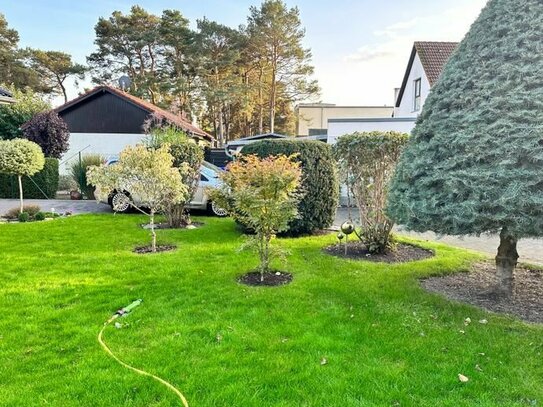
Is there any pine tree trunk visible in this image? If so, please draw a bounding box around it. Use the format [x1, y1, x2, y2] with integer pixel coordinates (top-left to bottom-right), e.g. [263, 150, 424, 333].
[18, 175, 23, 214]
[495, 227, 518, 296]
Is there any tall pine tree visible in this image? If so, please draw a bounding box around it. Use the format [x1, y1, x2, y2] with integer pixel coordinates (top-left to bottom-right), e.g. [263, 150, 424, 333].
[388, 0, 543, 295]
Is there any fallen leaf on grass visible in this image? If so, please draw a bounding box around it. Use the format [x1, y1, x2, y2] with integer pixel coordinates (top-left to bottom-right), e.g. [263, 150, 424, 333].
[458, 374, 469, 383]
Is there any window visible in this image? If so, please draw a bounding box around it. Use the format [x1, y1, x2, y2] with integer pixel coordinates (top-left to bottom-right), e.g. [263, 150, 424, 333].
[414, 78, 422, 111]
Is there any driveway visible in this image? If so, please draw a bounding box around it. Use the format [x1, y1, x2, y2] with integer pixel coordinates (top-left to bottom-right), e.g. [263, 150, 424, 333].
[334, 208, 543, 266]
[0, 199, 111, 215]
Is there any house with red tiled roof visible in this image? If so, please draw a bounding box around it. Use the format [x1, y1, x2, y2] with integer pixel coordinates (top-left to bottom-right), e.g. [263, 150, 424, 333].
[37, 85, 214, 174]
[327, 41, 458, 146]
[394, 41, 458, 118]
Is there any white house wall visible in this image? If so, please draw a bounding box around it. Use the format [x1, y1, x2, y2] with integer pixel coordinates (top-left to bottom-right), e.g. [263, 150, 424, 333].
[326, 118, 417, 145]
[59, 133, 146, 174]
[394, 53, 431, 118]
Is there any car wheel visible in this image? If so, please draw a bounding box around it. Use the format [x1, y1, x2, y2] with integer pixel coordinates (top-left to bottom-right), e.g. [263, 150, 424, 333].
[111, 191, 131, 213]
[209, 201, 228, 217]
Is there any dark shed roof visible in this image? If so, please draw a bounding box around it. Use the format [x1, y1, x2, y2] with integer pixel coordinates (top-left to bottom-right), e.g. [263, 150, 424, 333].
[28, 85, 213, 142]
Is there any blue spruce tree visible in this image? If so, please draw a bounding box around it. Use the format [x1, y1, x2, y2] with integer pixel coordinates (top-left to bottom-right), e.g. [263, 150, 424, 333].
[388, 0, 543, 295]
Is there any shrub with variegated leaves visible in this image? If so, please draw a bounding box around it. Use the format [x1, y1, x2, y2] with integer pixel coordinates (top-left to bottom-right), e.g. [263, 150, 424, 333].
[87, 144, 190, 252]
[0, 138, 45, 213]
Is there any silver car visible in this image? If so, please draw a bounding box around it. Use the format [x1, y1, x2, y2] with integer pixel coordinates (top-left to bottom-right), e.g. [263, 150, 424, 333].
[106, 158, 227, 216]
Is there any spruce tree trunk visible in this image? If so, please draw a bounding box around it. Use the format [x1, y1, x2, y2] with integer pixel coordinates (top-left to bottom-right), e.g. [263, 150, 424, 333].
[495, 228, 518, 296]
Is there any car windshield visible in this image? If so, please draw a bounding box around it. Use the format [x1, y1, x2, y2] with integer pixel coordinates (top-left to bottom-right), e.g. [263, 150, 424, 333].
[202, 161, 223, 173]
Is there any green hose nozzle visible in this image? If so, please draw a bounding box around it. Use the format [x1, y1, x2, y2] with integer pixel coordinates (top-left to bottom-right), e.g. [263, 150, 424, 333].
[116, 299, 143, 316]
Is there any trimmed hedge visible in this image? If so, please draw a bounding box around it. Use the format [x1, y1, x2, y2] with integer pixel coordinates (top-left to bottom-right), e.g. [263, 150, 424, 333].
[0, 158, 59, 199]
[242, 139, 339, 235]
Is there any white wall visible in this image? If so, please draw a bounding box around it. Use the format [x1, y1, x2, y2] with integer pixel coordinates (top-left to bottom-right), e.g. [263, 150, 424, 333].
[60, 133, 146, 174]
[394, 53, 431, 118]
[327, 118, 417, 145]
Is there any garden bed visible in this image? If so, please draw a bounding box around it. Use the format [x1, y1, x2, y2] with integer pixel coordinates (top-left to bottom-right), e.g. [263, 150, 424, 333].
[323, 242, 434, 263]
[421, 262, 543, 323]
[140, 222, 203, 230]
[238, 270, 293, 286]
[133, 244, 177, 254]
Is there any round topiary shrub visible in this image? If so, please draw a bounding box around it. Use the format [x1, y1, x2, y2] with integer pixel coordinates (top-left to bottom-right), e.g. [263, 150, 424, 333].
[241, 139, 339, 236]
[34, 212, 46, 221]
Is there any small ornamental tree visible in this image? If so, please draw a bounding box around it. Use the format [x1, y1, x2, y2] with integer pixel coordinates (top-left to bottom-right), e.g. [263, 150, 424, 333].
[387, 0, 543, 295]
[144, 126, 204, 227]
[334, 131, 409, 253]
[211, 155, 302, 280]
[87, 144, 190, 252]
[22, 111, 70, 159]
[241, 139, 339, 236]
[0, 139, 45, 213]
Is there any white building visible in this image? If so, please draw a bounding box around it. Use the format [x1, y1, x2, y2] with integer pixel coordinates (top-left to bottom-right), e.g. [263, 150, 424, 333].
[327, 41, 458, 145]
[394, 41, 458, 118]
[296, 104, 393, 137]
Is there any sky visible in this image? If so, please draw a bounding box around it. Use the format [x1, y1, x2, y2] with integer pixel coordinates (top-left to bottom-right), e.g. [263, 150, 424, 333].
[2, 0, 487, 107]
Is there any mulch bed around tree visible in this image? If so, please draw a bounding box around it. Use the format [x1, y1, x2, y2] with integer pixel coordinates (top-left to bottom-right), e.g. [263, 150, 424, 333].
[133, 245, 177, 254]
[421, 262, 543, 324]
[140, 222, 203, 230]
[323, 242, 434, 263]
[238, 271, 293, 287]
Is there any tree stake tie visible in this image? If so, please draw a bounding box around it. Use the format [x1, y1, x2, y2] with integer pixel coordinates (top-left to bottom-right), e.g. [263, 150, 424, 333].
[98, 299, 189, 407]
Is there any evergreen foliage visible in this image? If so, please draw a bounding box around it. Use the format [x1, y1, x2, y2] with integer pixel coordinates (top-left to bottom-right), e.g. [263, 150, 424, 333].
[242, 139, 339, 236]
[0, 158, 59, 199]
[388, 0, 543, 239]
[387, 0, 543, 294]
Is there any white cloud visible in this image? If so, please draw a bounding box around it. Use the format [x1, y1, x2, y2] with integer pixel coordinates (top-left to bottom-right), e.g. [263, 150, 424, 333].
[321, 0, 487, 105]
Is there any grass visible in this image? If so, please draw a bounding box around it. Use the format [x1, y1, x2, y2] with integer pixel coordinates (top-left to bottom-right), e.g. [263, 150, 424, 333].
[0, 214, 541, 406]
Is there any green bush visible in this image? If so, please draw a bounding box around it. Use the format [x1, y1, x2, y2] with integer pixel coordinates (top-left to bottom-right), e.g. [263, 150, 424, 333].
[34, 212, 46, 221]
[18, 212, 29, 222]
[241, 139, 339, 236]
[70, 154, 103, 199]
[0, 158, 59, 199]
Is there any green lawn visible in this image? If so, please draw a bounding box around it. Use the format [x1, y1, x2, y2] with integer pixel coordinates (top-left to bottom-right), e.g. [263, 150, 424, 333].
[0, 215, 541, 406]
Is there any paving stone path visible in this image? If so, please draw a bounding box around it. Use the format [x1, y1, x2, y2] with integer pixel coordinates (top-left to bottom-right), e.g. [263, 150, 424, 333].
[0, 199, 111, 216]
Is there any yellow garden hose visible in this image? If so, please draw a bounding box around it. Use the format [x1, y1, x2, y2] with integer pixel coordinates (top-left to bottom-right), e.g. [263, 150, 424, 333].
[98, 305, 189, 407]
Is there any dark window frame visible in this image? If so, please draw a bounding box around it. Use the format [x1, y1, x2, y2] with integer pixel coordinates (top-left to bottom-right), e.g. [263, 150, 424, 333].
[413, 78, 422, 112]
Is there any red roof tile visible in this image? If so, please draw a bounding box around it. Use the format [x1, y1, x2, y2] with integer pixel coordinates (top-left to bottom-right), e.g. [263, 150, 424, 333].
[414, 41, 459, 85]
